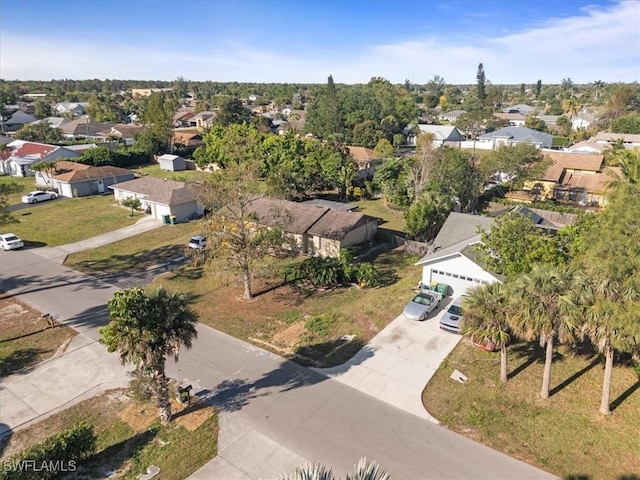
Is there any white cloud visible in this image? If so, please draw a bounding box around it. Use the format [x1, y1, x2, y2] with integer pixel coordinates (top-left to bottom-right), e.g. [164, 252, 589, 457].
[1, 1, 637, 83]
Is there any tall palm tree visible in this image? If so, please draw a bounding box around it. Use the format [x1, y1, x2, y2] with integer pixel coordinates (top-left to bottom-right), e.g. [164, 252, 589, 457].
[605, 149, 640, 192]
[461, 282, 512, 383]
[279, 458, 389, 480]
[511, 264, 590, 399]
[100, 287, 198, 423]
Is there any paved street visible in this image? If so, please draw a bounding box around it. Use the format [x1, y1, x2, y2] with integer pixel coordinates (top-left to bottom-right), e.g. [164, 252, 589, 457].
[0, 247, 557, 479]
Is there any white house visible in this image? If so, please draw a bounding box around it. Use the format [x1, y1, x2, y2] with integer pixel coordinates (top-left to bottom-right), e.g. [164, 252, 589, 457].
[478, 127, 553, 149]
[0, 140, 81, 177]
[415, 213, 502, 296]
[110, 177, 203, 222]
[406, 124, 465, 146]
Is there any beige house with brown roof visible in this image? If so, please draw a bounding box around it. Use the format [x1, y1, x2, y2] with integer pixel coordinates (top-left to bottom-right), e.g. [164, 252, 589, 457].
[110, 177, 203, 222]
[35, 161, 135, 198]
[247, 197, 377, 258]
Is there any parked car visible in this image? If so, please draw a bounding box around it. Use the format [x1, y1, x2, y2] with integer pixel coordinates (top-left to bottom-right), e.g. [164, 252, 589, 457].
[21, 190, 58, 204]
[0, 233, 24, 250]
[402, 291, 443, 321]
[439, 296, 466, 334]
[188, 235, 207, 249]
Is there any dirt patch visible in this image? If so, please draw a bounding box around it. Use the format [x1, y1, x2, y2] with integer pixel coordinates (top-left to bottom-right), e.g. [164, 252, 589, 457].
[173, 400, 216, 431]
[273, 321, 306, 347]
[117, 401, 157, 433]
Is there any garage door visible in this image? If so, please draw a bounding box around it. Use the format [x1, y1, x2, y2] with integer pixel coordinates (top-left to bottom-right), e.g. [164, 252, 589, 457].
[430, 270, 486, 297]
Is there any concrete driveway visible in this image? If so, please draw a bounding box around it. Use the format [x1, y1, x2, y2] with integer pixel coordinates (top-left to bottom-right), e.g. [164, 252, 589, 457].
[317, 299, 461, 422]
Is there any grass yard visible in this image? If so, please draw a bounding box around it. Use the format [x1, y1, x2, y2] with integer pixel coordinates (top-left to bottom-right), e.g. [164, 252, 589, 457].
[0, 175, 36, 205]
[8, 195, 142, 247]
[423, 341, 640, 480]
[0, 295, 77, 377]
[131, 164, 213, 182]
[0, 389, 218, 480]
[157, 248, 421, 367]
[65, 221, 204, 275]
[352, 198, 407, 233]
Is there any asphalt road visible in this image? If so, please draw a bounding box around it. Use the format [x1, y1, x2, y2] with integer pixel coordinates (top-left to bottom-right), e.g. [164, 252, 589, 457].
[0, 248, 557, 479]
[7, 196, 63, 213]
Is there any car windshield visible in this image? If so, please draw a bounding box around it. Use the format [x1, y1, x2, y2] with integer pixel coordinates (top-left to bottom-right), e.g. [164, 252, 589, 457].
[447, 305, 463, 316]
[4, 235, 18, 241]
[190, 237, 202, 243]
[413, 294, 433, 306]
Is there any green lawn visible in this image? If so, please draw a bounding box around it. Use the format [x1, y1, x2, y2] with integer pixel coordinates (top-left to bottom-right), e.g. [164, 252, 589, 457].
[423, 341, 640, 479]
[65, 221, 204, 274]
[0, 175, 37, 204]
[8, 195, 143, 247]
[352, 198, 407, 233]
[131, 164, 213, 182]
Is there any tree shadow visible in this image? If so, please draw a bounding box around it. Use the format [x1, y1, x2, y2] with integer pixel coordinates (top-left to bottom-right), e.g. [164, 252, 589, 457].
[294, 338, 366, 368]
[202, 344, 375, 413]
[0, 347, 47, 377]
[22, 240, 48, 249]
[0, 270, 115, 298]
[72, 244, 186, 277]
[77, 427, 158, 479]
[507, 342, 564, 380]
[610, 379, 640, 412]
[549, 356, 601, 397]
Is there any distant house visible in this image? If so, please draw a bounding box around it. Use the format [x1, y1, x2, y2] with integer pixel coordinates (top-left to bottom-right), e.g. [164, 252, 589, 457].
[110, 177, 203, 222]
[2, 111, 38, 132]
[493, 112, 527, 127]
[131, 88, 173, 98]
[591, 132, 640, 149]
[172, 129, 203, 147]
[346, 146, 383, 179]
[566, 140, 611, 155]
[54, 102, 87, 117]
[59, 117, 114, 140]
[31, 117, 69, 129]
[247, 197, 378, 258]
[408, 124, 465, 146]
[571, 112, 595, 131]
[477, 126, 553, 149]
[174, 111, 195, 128]
[438, 110, 466, 122]
[99, 124, 147, 145]
[502, 104, 535, 115]
[35, 160, 135, 198]
[0, 141, 81, 177]
[189, 111, 217, 129]
[157, 154, 186, 171]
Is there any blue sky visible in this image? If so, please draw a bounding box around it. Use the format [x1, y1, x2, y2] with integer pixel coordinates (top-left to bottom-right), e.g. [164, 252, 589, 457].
[1, 0, 638, 84]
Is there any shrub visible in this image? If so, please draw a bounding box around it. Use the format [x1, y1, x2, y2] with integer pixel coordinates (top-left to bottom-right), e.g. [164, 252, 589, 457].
[352, 262, 382, 288]
[1, 423, 96, 480]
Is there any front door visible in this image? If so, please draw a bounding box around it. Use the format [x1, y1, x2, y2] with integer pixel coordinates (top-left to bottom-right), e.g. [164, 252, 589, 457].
[97, 179, 105, 193]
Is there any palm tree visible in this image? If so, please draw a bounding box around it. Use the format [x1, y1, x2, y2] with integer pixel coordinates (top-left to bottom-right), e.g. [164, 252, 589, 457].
[605, 149, 640, 192]
[461, 282, 512, 383]
[100, 287, 198, 423]
[279, 458, 389, 480]
[511, 264, 590, 399]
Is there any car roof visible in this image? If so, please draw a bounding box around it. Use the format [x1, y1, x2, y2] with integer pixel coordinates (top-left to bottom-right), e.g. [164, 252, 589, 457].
[190, 235, 206, 240]
[0, 233, 18, 238]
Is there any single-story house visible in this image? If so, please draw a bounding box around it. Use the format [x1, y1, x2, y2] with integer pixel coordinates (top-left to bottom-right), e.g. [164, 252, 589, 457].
[99, 124, 147, 145]
[35, 161, 135, 198]
[478, 126, 553, 149]
[59, 117, 115, 140]
[247, 197, 377, 258]
[2, 111, 38, 132]
[173, 129, 204, 147]
[157, 154, 186, 171]
[0, 141, 81, 177]
[407, 124, 465, 146]
[189, 111, 217, 129]
[565, 140, 610, 155]
[31, 117, 70, 129]
[438, 110, 466, 122]
[110, 177, 203, 222]
[174, 111, 195, 128]
[54, 102, 87, 117]
[346, 146, 383, 179]
[591, 132, 640, 149]
[415, 212, 501, 296]
[493, 112, 527, 127]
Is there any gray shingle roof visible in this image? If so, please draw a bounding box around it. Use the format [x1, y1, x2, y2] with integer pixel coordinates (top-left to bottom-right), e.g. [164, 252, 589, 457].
[110, 177, 197, 205]
[479, 126, 553, 146]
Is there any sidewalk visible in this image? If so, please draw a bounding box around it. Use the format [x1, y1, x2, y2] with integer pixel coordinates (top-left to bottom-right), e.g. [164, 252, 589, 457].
[33, 216, 162, 263]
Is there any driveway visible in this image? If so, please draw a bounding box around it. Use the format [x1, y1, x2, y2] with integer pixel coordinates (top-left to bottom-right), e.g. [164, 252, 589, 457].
[7, 197, 63, 212]
[317, 300, 461, 422]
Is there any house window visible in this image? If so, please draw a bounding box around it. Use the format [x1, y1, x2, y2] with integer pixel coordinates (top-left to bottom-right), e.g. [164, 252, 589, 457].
[555, 189, 565, 200]
[568, 190, 578, 201]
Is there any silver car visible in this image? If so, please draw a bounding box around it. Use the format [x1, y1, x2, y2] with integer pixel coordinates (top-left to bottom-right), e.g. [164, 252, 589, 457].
[402, 291, 442, 321]
[439, 296, 466, 333]
[21, 190, 58, 204]
[0, 233, 24, 250]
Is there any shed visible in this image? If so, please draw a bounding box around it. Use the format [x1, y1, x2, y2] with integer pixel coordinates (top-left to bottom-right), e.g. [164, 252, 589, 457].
[157, 154, 186, 171]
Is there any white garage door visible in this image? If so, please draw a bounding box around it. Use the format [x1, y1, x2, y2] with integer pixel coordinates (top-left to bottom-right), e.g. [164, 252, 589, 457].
[430, 270, 486, 297]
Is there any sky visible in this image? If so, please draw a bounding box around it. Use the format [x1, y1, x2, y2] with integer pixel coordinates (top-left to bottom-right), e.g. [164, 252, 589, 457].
[0, 0, 638, 84]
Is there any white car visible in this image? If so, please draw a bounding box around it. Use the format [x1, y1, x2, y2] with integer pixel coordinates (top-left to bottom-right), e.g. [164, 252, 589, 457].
[188, 235, 207, 249]
[0, 233, 24, 250]
[22, 190, 58, 204]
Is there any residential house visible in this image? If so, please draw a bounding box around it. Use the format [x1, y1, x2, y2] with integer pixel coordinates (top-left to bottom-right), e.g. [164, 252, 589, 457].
[408, 124, 465, 146]
[347, 146, 383, 179]
[493, 112, 527, 127]
[31, 117, 69, 129]
[591, 132, 640, 149]
[157, 154, 186, 171]
[174, 111, 195, 128]
[172, 129, 204, 147]
[54, 102, 87, 117]
[189, 111, 217, 129]
[131, 88, 173, 98]
[437, 110, 466, 123]
[110, 177, 203, 222]
[99, 124, 147, 145]
[59, 117, 114, 141]
[0, 141, 81, 177]
[247, 197, 378, 258]
[566, 140, 611, 155]
[502, 104, 535, 115]
[415, 212, 501, 296]
[510, 151, 615, 207]
[477, 126, 553, 149]
[35, 160, 135, 198]
[571, 112, 595, 131]
[2, 111, 38, 132]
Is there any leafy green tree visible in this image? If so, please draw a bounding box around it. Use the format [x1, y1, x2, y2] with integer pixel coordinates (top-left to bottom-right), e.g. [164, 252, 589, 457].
[30, 160, 58, 187]
[193, 163, 285, 300]
[479, 143, 550, 188]
[511, 264, 590, 399]
[372, 156, 409, 207]
[476, 211, 569, 278]
[215, 96, 252, 126]
[306, 75, 343, 141]
[555, 115, 571, 136]
[606, 148, 640, 189]
[318, 144, 356, 200]
[476, 63, 487, 105]
[462, 282, 512, 383]
[404, 188, 452, 241]
[428, 147, 482, 213]
[0, 183, 22, 226]
[86, 93, 125, 122]
[374, 138, 394, 159]
[100, 287, 198, 423]
[579, 182, 640, 414]
[14, 122, 63, 144]
[194, 123, 265, 169]
[133, 130, 166, 161]
[140, 91, 177, 150]
[535, 80, 542, 99]
[610, 112, 640, 134]
[121, 196, 141, 216]
[524, 114, 547, 132]
[352, 120, 385, 148]
[33, 98, 52, 118]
